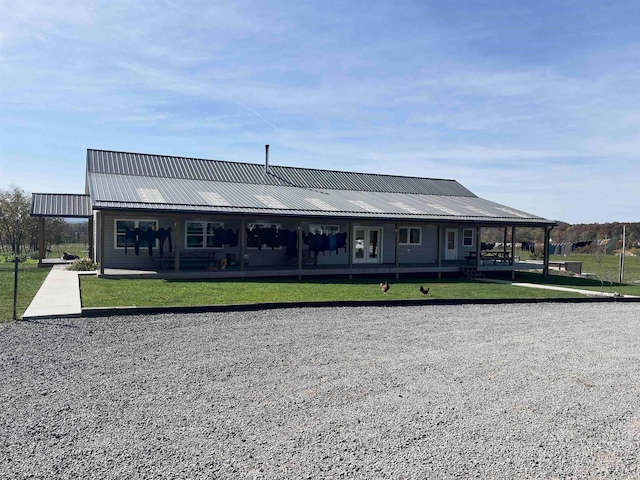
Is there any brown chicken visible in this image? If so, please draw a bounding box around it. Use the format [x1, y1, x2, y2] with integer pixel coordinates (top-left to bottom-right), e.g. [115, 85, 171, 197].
[380, 281, 390, 293]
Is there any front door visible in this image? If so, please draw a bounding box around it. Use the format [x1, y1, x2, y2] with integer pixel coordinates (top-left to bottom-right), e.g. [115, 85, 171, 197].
[353, 227, 382, 264]
[445, 228, 458, 260]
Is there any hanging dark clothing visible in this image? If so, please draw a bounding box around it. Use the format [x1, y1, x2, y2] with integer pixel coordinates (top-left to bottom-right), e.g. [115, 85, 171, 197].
[157, 228, 173, 256]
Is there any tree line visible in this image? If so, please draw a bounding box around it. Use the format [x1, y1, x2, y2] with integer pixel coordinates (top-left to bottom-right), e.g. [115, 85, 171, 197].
[0, 185, 88, 256]
[483, 222, 640, 251]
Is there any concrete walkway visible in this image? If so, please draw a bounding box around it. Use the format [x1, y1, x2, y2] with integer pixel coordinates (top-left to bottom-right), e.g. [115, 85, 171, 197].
[480, 278, 639, 298]
[23, 265, 84, 319]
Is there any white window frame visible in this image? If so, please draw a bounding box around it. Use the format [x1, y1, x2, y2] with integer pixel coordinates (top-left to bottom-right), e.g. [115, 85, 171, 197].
[463, 228, 475, 247]
[247, 222, 283, 250]
[399, 226, 422, 245]
[185, 220, 225, 249]
[114, 219, 159, 250]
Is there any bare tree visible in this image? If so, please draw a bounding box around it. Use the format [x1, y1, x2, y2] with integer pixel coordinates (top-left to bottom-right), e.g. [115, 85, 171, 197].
[0, 185, 36, 255]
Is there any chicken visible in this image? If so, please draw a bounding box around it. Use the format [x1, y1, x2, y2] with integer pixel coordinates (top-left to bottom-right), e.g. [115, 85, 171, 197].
[420, 286, 430, 295]
[380, 281, 390, 293]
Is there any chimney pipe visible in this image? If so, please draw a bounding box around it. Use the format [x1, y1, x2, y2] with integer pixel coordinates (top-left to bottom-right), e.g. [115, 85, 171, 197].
[265, 144, 270, 173]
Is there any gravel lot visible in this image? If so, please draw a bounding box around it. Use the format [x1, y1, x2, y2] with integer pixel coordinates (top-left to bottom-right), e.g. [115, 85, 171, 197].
[2, 303, 640, 479]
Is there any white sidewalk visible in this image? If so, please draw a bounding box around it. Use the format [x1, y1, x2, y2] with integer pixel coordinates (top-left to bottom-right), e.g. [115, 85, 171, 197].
[23, 265, 83, 319]
[480, 278, 639, 298]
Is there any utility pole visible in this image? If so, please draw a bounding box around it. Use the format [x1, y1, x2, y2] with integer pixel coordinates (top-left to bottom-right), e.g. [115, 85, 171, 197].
[619, 224, 626, 283]
[13, 255, 19, 320]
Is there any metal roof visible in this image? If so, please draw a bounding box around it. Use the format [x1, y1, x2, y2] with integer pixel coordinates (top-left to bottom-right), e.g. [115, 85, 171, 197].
[30, 194, 92, 218]
[83, 149, 555, 226]
[87, 149, 476, 197]
[87, 172, 552, 225]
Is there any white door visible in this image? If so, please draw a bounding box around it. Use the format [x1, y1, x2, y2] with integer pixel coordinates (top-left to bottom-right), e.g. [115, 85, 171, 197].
[353, 227, 382, 264]
[445, 229, 458, 260]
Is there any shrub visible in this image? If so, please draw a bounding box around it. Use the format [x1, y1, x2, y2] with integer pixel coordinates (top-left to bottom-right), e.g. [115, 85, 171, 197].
[67, 257, 98, 271]
[2, 254, 27, 263]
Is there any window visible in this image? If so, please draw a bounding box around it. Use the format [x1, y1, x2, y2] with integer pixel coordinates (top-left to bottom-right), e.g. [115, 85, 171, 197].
[115, 219, 158, 249]
[463, 228, 474, 247]
[308, 224, 339, 235]
[185, 221, 224, 249]
[399, 227, 421, 245]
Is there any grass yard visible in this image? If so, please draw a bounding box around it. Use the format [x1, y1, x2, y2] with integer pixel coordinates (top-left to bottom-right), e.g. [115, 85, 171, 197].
[80, 275, 583, 308]
[533, 253, 640, 296]
[44, 243, 89, 259]
[0, 261, 51, 322]
[3, 250, 637, 320]
[550, 253, 640, 282]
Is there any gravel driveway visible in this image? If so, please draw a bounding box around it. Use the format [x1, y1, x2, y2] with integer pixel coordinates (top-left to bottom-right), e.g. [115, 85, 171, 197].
[2, 303, 640, 479]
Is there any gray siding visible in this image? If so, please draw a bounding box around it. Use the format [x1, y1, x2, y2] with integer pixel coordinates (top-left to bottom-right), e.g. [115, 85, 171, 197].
[382, 223, 396, 264]
[97, 211, 469, 270]
[103, 213, 174, 269]
[397, 225, 437, 264]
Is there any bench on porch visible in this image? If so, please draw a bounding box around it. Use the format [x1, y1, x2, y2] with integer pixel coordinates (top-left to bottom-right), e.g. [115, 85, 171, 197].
[154, 253, 218, 271]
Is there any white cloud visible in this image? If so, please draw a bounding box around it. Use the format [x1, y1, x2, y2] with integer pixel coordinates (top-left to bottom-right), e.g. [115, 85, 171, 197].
[0, 0, 96, 45]
[1, 1, 640, 224]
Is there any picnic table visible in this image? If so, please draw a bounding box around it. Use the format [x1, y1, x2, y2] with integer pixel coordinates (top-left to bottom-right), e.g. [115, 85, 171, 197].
[465, 251, 512, 264]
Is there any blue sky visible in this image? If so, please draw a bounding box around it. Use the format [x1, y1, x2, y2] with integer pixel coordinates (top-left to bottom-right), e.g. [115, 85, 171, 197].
[1, 0, 639, 224]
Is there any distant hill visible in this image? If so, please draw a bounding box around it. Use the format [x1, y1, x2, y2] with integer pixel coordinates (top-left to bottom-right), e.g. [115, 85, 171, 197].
[483, 222, 640, 248]
[549, 222, 639, 246]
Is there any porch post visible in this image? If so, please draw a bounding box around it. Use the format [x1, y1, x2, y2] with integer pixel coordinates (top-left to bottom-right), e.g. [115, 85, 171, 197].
[543, 226, 550, 279]
[297, 220, 303, 279]
[173, 216, 180, 272]
[38, 217, 45, 266]
[436, 225, 442, 279]
[476, 226, 481, 267]
[240, 219, 246, 271]
[503, 227, 508, 256]
[348, 221, 353, 279]
[394, 223, 399, 280]
[511, 226, 516, 279]
[98, 211, 105, 275]
[88, 216, 94, 260]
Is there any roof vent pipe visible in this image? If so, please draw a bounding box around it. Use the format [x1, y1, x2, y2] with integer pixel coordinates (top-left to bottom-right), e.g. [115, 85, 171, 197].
[265, 144, 270, 173]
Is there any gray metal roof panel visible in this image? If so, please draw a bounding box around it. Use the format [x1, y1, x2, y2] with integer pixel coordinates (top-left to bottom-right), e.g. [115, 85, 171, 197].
[30, 193, 92, 217]
[91, 201, 551, 225]
[88, 174, 551, 224]
[87, 149, 475, 196]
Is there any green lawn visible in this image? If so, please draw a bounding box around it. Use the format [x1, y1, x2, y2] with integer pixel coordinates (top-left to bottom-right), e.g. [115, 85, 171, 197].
[4, 251, 636, 321]
[0, 261, 51, 322]
[80, 253, 640, 308]
[80, 275, 584, 308]
[549, 253, 640, 282]
[534, 253, 640, 296]
[43, 243, 89, 259]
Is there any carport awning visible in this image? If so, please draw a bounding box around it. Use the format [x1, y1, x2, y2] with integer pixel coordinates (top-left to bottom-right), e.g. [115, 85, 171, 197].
[30, 193, 92, 218]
